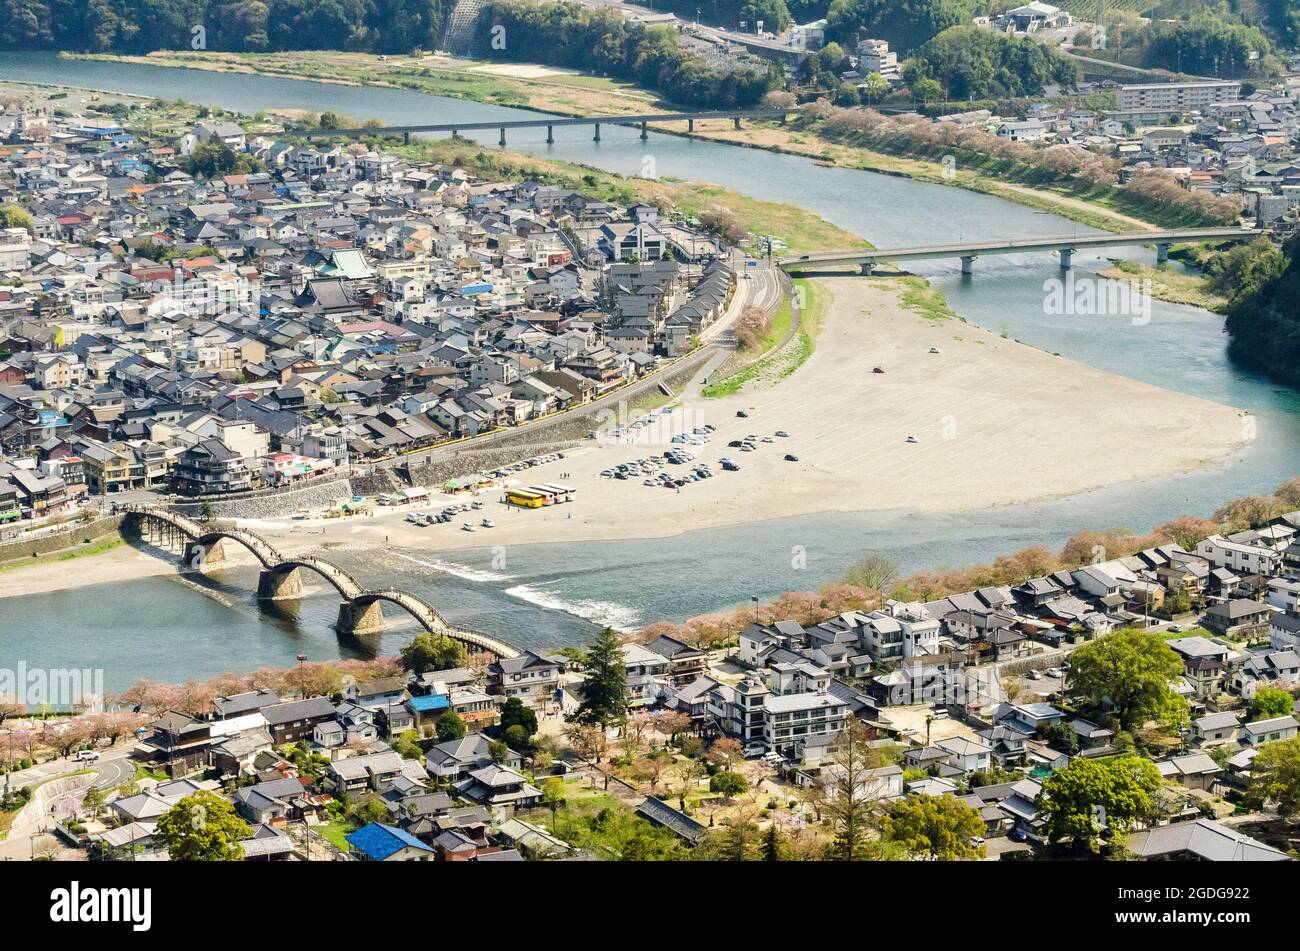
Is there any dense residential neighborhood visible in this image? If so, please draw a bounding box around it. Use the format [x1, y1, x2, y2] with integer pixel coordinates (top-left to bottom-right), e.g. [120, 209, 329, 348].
[8, 502, 1300, 864]
[0, 103, 737, 525]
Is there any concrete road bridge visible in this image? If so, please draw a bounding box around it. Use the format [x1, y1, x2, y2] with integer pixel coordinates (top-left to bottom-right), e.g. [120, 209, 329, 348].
[778, 227, 1260, 275]
[123, 506, 519, 658]
[298, 108, 790, 146]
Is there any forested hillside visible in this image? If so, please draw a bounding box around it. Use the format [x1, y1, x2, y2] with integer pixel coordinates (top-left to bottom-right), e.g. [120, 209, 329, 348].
[475, 1, 777, 107]
[1223, 237, 1300, 387]
[0, 0, 452, 53]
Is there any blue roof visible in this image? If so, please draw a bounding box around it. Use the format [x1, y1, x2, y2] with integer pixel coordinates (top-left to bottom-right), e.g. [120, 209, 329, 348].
[408, 694, 450, 713]
[346, 823, 433, 860]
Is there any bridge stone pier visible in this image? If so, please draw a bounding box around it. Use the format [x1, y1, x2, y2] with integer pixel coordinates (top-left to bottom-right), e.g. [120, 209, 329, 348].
[122, 506, 523, 659]
[960, 255, 976, 276]
[182, 538, 226, 571]
[337, 599, 387, 636]
[1059, 248, 1073, 270]
[1156, 242, 1171, 264]
[257, 564, 304, 601]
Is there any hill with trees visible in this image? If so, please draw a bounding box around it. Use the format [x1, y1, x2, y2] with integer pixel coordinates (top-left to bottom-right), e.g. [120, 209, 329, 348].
[0, 0, 453, 54]
[1223, 235, 1300, 386]
[903, 25, 1078, 98]
[476, 0, 777, 107]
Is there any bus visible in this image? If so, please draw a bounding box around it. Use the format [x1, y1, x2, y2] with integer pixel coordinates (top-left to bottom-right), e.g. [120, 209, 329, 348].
[531, 483, 576, 504]
[504, 489, 546, 508]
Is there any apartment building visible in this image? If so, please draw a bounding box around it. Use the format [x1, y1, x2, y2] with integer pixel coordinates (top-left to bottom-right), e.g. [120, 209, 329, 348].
[1117, 81, 1242, 113]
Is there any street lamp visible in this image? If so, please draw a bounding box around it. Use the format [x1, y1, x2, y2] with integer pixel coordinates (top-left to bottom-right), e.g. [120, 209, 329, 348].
[296, 654, 308, 698]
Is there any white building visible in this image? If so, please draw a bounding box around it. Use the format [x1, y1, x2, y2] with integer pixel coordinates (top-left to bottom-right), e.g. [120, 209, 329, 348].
[1197, 534, 1282, 575]
[1117, 81, 1242, 113]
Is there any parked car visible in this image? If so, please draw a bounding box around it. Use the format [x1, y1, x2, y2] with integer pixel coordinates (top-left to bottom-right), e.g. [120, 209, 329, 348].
[784, 454, 799, 462]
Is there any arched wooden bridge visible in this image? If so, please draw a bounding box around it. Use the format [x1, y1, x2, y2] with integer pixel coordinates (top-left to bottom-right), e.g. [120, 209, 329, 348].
[123, 506, 519, 658]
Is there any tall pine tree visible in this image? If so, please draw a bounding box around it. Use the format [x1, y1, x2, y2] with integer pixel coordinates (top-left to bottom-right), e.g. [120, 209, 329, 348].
[574, 627, 629, 727]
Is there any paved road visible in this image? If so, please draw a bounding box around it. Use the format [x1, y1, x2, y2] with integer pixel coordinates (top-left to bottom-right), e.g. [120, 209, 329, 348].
[4, 744, 136, 791]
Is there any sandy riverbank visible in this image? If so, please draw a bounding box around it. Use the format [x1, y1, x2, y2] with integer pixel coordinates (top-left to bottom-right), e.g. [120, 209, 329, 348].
[0, 276, 1249, 599]
[285, 275, 1244, 551]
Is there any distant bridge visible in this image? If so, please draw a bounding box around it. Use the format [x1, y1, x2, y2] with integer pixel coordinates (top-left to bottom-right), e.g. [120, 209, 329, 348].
[298, 108, 790, 146]
[123, 506, 519, 658]
[778, 227, 1261, 275]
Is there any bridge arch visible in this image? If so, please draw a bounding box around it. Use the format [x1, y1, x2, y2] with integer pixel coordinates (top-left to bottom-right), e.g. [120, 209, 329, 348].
[122, 506, 519, 658]
[344, 589, 520, 658]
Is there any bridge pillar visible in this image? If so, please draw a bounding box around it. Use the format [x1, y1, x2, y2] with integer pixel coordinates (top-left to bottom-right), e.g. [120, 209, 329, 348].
[498, 127, 506, 147]
[733, 117, 741, 130]
[546, 124, 554, 145]
[593, 123, 600, 142]
[337, 599, 386, 636]
[688, 118, 694, 132]
[640, 119, 648, 140]
[1156, 242, 1170, 264]
[182, 539, 226, 572]
[257, 565, 304, 601]
[403, 131, 410, 145]
[1059, 248, 1074, 270]
[858, 261, 875, 276]
[960, 255, 976, 276]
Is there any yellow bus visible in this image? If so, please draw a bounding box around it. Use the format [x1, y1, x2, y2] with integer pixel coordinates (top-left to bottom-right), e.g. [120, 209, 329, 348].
[505, 489, 546, 508]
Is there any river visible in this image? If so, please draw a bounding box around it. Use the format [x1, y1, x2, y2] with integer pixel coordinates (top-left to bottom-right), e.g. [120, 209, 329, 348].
[2, 52, 1297, 689]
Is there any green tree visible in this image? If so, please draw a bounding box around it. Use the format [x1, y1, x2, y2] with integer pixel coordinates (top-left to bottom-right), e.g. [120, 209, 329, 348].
[500, 697, 538, 737]
[860, 71, 890, 104]
[710, 770, 749, 799]
[573, 627, 629, 727]
[542, 777, 567, 825]
[1038, 756, 1161, 851]
[1065, 628, 1188, 730]
[435, 709, 466, 742]
[761, 822, 788, 860]
[883, 794, 986, 859]
[398, 632, 466, 675]
[910, 77, 942, 103]
[1246, 737, 1300, 817]
[181, 139, 262, 179]
[392, 729, 423, 760]
[1249, 686, 1295, 721]
[504, 724, 533, 753]
[155, 791, 252, 861]
[699, 818, 760, 860]
[0, 204, 33, 233]
[823, 718, 889, 860]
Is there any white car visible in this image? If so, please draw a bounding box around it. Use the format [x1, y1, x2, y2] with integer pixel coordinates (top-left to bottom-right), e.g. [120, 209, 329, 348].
[76, 749, 100, 762]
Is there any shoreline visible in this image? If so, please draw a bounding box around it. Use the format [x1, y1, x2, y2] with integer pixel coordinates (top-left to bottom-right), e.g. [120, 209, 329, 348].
[61, 50, 1161, 234]
[0, 277, 1250, 601]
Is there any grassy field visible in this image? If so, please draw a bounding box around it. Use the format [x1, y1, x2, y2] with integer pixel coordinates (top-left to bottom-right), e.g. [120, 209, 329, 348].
[898, 276, 962, 322]
[0, 536, 125, 574]
[1100, 258, 1229, 313]
[702, 277, 827, 398]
